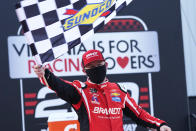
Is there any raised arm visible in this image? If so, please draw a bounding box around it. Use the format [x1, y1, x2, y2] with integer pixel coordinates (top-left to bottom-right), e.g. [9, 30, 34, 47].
[33, 65, 81, 105]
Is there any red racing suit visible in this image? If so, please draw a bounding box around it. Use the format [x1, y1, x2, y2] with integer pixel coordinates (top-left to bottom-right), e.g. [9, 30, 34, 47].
[40, 69, 167, 131]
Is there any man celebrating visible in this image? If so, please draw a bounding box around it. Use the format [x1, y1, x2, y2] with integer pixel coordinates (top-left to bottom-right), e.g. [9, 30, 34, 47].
[33, 49, 171, 131]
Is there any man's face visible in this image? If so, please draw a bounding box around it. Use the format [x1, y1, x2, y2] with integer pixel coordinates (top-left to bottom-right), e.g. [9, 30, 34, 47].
[84, 60, 105, 70]
[83, 60, 108, 83]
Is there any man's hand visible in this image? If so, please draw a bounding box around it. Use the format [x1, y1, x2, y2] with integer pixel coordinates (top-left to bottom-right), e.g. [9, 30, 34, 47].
[160, 125, 171, 131]
[148, 125, 171, 131]
[33, 65, 45, 78]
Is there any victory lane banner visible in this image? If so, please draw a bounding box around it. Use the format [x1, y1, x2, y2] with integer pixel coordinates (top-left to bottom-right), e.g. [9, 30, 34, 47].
[15, 0, 133, 64]
[8, 31, 160, 79]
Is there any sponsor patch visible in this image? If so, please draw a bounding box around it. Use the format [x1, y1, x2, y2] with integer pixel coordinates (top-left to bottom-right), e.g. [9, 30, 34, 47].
[112, 97, 121, 102]
[111, 92, 120, 97]
[90, 88, 97, 93]
[91, 95, 100, 104]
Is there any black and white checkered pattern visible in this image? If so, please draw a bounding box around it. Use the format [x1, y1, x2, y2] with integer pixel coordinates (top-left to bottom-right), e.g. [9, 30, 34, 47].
[16, 0, 133, 64]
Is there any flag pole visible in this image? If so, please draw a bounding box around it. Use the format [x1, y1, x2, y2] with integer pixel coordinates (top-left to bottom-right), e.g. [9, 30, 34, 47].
[42, 74, 50, 88]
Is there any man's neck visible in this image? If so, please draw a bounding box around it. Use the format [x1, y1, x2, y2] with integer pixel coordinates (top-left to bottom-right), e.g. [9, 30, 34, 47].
[87, 77, 108, 85]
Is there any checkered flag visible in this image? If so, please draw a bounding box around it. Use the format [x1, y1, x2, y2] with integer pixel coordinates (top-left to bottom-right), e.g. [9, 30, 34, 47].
[15, 0, 133, 65]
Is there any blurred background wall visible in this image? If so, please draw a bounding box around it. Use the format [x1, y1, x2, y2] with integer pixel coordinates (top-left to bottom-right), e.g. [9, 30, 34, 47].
[181, 0, 196, 130]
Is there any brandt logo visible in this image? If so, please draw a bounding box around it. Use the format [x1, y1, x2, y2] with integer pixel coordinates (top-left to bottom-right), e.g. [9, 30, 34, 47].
[93, 107, 121, 115]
